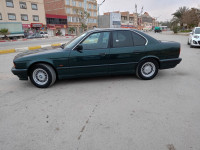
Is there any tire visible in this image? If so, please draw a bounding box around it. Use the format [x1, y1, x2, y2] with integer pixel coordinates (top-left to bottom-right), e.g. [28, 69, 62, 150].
[187, 39, 190, 45]
[136, 59, 159, 80]
[190, 40, 193, 48]
[29, 63, 56, 88]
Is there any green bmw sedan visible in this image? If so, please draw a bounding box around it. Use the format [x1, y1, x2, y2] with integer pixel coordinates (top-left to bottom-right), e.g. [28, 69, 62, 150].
[12, 28, 182, 88]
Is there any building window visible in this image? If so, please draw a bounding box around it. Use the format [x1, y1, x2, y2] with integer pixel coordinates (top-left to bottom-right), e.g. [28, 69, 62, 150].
[33, 15, 39, 21]
[8, 13, 16, 20]
[72, 0, 76, 6]
[46, 18, 67, 24]
[6, 0, 14, 7]
[66, 8, 71, 14]
[73, 9, 76, 14]
[21, 14, 28, 21]
[0, 13, 2, 20]
[88, 4, 91, 9]
[66, 0, 70, 5]
[93, 12, 97, 16]
[19, 2, 27, 9]
[68, 16, 72, 22]
[31, 3, 38, 10]
[93, 4, 96, 9]
[79, 2, 82, 7]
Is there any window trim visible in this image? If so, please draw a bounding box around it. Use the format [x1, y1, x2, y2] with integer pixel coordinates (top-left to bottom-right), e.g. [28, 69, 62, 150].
[8, 13, 16, 20]
[31, 3, 38, 10]
[19, 1, 27, 9]
[21, 14, 28, 21]
[6, 0, 14, 8]
[33, 15, 39, 21]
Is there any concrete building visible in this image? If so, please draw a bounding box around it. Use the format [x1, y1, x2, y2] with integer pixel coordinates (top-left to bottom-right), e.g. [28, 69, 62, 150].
[99, 12, 121, 28]
[44, 0, 98, 36]
[0, 0, 46, 32]
[101, 11, 138, 29]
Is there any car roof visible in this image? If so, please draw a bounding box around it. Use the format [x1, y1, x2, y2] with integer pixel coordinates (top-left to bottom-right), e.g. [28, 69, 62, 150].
[88, 28, 137, 33]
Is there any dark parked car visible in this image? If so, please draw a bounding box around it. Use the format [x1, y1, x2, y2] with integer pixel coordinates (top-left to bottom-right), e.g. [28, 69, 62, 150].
[12, 29, 182, 88]
[27, 33, 43, 39]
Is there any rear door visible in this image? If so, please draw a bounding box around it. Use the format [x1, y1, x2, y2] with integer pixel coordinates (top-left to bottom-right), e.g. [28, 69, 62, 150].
[109, 30, 146, 74]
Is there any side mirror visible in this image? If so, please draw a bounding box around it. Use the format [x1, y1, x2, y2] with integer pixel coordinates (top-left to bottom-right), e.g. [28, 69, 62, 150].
[60, 44, 65, 49]
[76, 44, 83, 53]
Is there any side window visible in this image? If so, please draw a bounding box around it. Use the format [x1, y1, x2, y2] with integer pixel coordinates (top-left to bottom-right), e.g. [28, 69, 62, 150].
[132, 32, 146, 46]
[81, 32, 110, 50]
[113, 31, 133, 48]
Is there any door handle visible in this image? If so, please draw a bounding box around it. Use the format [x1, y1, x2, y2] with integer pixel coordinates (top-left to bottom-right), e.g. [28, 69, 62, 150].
[99, 53, 106, 56]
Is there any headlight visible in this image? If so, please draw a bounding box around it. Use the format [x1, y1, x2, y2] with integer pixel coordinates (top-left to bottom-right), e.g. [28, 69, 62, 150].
[194, 35, 199, 38]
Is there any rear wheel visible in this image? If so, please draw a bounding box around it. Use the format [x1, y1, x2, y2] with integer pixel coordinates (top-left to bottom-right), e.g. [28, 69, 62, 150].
[29, 63, 56, 88]
[136, 59, 159, 80]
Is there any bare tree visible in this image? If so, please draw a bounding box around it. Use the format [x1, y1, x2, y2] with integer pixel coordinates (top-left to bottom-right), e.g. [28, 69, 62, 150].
[74, 8, 90, 32]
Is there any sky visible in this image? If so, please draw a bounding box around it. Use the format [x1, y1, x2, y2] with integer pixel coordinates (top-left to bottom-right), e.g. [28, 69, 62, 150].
[97, 0, 200, 22]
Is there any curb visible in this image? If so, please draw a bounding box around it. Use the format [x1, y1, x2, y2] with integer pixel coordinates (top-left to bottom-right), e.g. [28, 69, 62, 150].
[0, 43, 64, 54]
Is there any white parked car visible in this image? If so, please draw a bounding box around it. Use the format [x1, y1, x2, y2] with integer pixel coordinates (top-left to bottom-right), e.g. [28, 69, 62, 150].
[188, 27, 200, 48]
[40, 31, 48, 38]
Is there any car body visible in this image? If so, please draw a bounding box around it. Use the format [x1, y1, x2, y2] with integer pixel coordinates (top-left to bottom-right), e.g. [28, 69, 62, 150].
[27, 33, 43, 39]
[12, 28, 182, 88]
[40, 31, 48, 38]
[188, 27, 200, 48]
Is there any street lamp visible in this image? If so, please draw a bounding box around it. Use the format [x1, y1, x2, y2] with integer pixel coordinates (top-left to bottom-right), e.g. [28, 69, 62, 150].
[98, 0, 105, 27]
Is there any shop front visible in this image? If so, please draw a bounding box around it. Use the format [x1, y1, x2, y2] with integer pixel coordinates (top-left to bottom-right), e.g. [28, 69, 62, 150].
[22, 23, 44, 37]
[46, 14, 68, 36]
[47, 24, 67, 36]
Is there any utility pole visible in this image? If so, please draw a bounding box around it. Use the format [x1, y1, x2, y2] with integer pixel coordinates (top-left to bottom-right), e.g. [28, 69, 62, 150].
[98, 0, 105, 28]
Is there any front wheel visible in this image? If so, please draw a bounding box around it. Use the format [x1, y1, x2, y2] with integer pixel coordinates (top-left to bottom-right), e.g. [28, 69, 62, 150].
[136, 59, 159, 80]
[30, 63, 56, 88]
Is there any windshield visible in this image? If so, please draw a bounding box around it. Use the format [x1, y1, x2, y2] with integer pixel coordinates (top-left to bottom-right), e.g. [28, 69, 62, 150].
[64, 32, 87, 49]
[195, 28, 200, 34]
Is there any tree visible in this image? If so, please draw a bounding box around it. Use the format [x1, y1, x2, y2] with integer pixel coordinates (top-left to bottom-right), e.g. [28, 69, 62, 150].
[182, 8, 200, 28]
[74, 8, 90, 32]
[172, 6, 189, 26]
[69, 27, 75, 34]
[0, 28, 9, 39]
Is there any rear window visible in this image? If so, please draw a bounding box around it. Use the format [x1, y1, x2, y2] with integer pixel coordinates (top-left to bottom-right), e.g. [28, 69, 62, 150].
[132, 32, 146, 46]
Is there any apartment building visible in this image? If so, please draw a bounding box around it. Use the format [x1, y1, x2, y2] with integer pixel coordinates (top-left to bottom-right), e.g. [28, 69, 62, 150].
[0, 0, 46, 31]
[44, 0, 98, 36]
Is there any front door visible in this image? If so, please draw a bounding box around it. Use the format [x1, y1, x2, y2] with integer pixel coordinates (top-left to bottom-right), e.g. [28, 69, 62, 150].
[68, 31, 111, 77]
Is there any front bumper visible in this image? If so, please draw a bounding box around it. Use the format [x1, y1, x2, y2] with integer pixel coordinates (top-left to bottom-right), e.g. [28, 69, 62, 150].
[11, 67, 28, 80]
[160, 58, 182, 69]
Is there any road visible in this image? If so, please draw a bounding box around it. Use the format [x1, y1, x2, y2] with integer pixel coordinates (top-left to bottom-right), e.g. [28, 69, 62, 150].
[0, 32, 200, 150]
[0, 36, 72, 50]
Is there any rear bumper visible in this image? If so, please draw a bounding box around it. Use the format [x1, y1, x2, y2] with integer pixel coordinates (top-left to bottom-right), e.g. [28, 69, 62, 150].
[160, 58, 182, 69]
[11, 67, 28, 80]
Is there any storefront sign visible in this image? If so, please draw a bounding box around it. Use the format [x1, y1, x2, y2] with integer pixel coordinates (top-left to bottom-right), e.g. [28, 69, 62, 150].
[22, 24, 31, 28]
[31, 23, 43, 28]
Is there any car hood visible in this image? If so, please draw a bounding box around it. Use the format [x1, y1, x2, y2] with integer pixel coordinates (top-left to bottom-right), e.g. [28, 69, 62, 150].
[14, 48, 66, 60]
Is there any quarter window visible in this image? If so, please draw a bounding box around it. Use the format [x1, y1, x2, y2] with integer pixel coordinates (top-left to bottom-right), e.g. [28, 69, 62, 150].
[6, 0, 14, 7]
[132, 32, 146, 46]
[112, 31, 133, 48]
[8, 13, 16, 20]
[33, 15, 39, 21]
[31, 3, 38, 10]
[19, 2, 27, 9]
[81, 32, 110, 50]
[21, 14, 28, 21]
